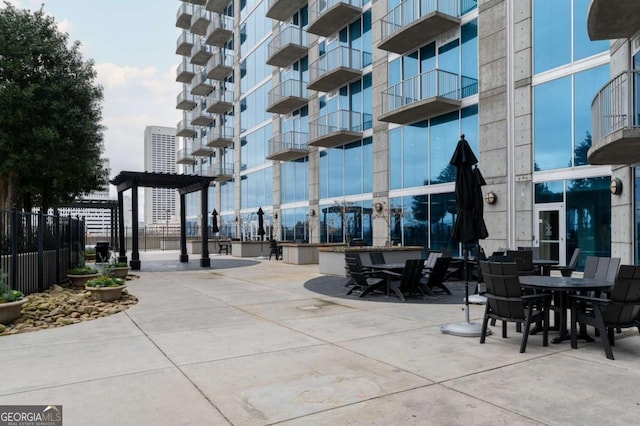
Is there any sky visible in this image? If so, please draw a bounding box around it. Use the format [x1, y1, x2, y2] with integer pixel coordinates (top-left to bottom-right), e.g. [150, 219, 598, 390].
[4, 0, 183, 195]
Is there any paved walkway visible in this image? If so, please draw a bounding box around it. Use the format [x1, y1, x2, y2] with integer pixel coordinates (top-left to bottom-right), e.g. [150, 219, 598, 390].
[1, 251, 639, 425]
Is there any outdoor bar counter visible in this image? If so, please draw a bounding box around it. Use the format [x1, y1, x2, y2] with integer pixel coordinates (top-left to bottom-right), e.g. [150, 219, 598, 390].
[280, 243, 344, 265]
[318, 245, 423, 277]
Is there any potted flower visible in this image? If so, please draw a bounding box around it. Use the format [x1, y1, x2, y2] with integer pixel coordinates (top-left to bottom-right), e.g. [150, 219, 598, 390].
[67, 264, 100, 288]
[85, 275, 127, 302]
[103, 261, 130, 279]
[0, 271, 26, 325]
[84, 247, 97, 262]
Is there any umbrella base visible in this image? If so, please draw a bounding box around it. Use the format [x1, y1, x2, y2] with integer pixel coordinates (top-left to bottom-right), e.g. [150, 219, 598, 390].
[256, 256, 268, 260]
[465, 295, 487, 304]
[440, 321, 491, 337]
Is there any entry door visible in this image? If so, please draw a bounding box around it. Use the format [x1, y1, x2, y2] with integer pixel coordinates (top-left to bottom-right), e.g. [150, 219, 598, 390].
[534, 204, 566, 265]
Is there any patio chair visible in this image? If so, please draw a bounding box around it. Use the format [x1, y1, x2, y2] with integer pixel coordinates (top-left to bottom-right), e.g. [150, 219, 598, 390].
[506, 250, 535, 276]
[420, 256, 452, 296]
[268, 239, 282, 260]
[569, 264, 640, 360]
[383, 258, 426, 301]
[369, 252, 386, 265]
[548, 248, 581, 277]
[345, 254, 386, 298]
[479, 261, 551, 353]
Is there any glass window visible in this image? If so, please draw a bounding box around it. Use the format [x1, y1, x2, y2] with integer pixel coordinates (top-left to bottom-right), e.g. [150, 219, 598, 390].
[438, 39, 459, 74]
[534, 76, 572, 170]
[430, 192, 457, 253]
[430, 111, 459, 183]
[389, 128, 402, 190]
[534, 0, 571, 73]
[535, 181, 563, 203]
[574, 65, 609, 166]
[573, 0, 608, 61]
[461, 20, 478, 82]
[566, 176, 611, 259]
[344, 142, 363, 195]
[403, 122, 428, 188]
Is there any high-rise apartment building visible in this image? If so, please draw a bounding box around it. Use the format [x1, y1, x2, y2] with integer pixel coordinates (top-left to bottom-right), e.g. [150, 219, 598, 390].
[175, 0, 640, 267]
[144, 125, 178, 225]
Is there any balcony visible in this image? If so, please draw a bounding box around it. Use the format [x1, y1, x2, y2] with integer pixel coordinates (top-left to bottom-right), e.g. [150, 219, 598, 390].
[267, 25, 308, 68]
[205, 14, 233, 47]
[177, 89, 197, 110]
[379, 69, 477, 125]
[191, 103, 214, 126]
[307, 0, 362, 37]
[206, 0, 231, 14]
[176, 31, 195, 56]
[177, 148, 197, 165]
[206, 125, 234, 148]
[267, 79, 308, 114]
[379, 0, 461, 54]
[205, 49, 234, 80]
[308, 110, 367, 148]
[267, 131, 309, 161]
[191, 39, 213, 66]
[190, 71, 214, 96]
[176, 59, 196, 83]
[206, 89, 234, 114]
[190, 0, 206, 5]
[190, 137, 214, 156]
[308, 46, 370, 92]
[191, 7, 211, 36]
[266, 0, 308, 22]
[589, 70, 640, 165]
[204, 162, 234, 181]
[177, 119, 197, 138]
[587, 0, 640, 40]
[176, 3, 193, 29]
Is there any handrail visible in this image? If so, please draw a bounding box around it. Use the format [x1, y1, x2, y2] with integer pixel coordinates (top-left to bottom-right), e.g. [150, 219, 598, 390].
[591, 70, 640, 140]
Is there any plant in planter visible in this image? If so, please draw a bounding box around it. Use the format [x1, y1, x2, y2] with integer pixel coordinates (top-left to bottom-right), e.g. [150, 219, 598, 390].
[85, 275, 127, 302]
[67, 264, 100, 288]
[84, 247, 97, 262]
[103, 261, 130, 279]
[0, 271, 27, 325]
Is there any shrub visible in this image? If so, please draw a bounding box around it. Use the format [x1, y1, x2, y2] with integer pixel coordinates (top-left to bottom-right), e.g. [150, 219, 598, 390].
[85, 275, 125, 288]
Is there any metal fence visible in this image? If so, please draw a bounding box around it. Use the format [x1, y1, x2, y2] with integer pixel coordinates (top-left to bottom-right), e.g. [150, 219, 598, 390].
[0, 208, 86, 296]
[86, 224, 214, 253]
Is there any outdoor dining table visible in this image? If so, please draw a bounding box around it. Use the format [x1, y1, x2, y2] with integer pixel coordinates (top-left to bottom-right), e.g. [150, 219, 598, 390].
[532, 259, 560, 276]
[518, 275, 613, 343]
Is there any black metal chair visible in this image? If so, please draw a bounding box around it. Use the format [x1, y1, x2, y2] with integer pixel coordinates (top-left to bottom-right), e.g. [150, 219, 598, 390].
[506, 250, 535, 276]
[268, 239, 282, 260]
[479, 261, 551, 353]
[549, 248, 581, 277]
[569, 265, 640, 360]
[420, 256, 452, 296]
[383, 258, 426, 302]
[345, 254, 386, 298]
[369, 252, 386, 265]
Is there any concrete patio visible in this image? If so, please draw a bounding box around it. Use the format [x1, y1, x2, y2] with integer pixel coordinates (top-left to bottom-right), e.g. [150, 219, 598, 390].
[1, 250, 639, 425]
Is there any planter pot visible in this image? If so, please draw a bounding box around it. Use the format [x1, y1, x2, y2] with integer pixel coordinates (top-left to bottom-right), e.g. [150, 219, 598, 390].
[85, 285, 127, 302]
[107, 267, 129, 279]
[0, 298, 28, 325]
[68, 273, 100, 288]
[84, 254, 96, 262]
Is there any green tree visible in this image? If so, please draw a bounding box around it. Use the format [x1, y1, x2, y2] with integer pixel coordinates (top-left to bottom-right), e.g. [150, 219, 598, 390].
[0, 3, 108, 211]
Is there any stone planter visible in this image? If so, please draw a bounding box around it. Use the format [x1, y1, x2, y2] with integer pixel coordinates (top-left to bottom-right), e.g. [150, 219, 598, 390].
[85, 285, 127, 302]
[107, 267, 129, 279]
[68, 273, 100, 288]
[0, 298, 27, 324]
[84, 253, 96, 262]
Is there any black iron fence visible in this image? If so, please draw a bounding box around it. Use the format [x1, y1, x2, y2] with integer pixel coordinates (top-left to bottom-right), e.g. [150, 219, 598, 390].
[0, 208, 85, 296]
[86, 224, 220, 252]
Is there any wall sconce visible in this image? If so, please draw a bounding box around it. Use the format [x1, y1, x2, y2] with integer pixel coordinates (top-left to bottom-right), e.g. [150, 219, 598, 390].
[610, 177, 623, 195]
[485, 191, 497, 205]
[309, 209, 316, 216]
[374, 202, 383, 212]
[273, 212, 278, 219]
[235, 216, 239, 222]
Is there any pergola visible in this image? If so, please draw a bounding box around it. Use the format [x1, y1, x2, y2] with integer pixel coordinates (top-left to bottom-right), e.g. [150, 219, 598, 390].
[110, 171, 216, 270]
[60, 198, 119, 249]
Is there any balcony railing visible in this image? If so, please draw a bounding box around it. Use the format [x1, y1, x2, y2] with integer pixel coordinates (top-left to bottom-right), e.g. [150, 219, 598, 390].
[177, 120, 197, 138]
[266, 0, 308, 22]
[190, 137, 214, 156]
[176, 58, 196, 83]
[206, 125, 234, 148]
[176, 3, 194, 29]
[191, 6, 211, 36]
[203, 162, 234, 180]
[267, 79, 308, 114]
[191, 102, 214, 126]
[176, 31, 195, 56]
[267, 131, 309, 161]
[177, 148, 197, 164]
[307, 0, 362, 37]
[206, 89, 234, 114]
[190, 69, 214, 96]
[308, 46, 371, 92]
[206, 49, 234, 80]
[177, 89, 197, 110]
[379, 69, 477, 124]
[309, 109, 369, 148]
[267, 25, 308, 68]
[205, 13, 233, 47]
[589, 70, 640, 165]
[191, 39, 213, 66]
[379, 0, 461, 54]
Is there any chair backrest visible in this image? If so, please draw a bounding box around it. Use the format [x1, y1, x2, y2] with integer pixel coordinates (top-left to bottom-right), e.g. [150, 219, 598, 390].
[423, 256, 451, 286]
[488, 255, 516, 263]
[506, 250, 534, 274]
[269, 239, 278, 249]
[605, 265, 640, 324]
[345, 254, 371, 286]
[369, 252, 386, 265]
[583, 256, 599, 279]
[425, 251, 443, 269]
[567, 248, 581, 269]
[479, 261, 525, 319]
[397, 258, 426, 293]
[593, 257, 620, 282]
[518, 246, 540, 259]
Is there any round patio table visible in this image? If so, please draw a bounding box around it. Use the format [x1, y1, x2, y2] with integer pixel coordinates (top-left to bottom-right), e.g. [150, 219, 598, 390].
[518, 276, 613, 343]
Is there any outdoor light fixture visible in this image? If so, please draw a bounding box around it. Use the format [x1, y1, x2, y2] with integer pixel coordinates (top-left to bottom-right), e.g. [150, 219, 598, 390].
[374, 202, 383, 212]
[610, 177, 623, 195]
[309, 209, 316, 216]
[273, 212, 278, 219]
[235, 216, 239, 222]
[485, 191, 497, 205]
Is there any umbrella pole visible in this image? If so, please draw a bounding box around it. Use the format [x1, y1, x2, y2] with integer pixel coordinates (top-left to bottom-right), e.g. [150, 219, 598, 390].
[464, 248, 471, 323]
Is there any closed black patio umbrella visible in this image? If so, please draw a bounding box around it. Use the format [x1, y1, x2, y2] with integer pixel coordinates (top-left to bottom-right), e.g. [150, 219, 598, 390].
[211, 209, 220, 234]
[256, 207, 267, 258]
[441, 135, 490, 337]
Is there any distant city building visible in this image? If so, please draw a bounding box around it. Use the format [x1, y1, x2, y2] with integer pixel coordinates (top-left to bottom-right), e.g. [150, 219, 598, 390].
[144, 125, 177, 225]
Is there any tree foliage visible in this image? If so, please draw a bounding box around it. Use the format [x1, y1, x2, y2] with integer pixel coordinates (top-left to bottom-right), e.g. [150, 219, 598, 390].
[0, 3, 108, 211]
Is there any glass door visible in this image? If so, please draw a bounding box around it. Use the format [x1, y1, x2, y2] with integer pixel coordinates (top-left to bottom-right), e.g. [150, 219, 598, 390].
[534, 204, 566, 265]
